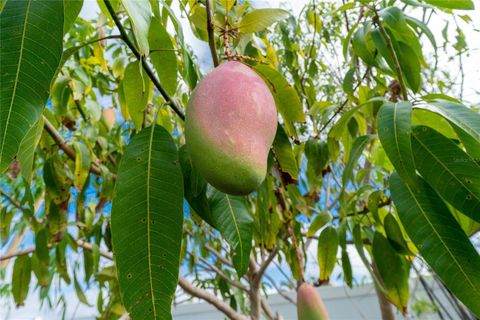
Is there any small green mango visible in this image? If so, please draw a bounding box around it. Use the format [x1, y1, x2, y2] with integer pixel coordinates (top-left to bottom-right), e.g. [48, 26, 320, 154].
[185, 61, 277, 195]
[297, 283, 329, 320]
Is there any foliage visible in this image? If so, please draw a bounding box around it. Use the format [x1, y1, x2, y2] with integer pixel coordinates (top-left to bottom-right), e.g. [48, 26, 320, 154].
[1, 0, 479, 319]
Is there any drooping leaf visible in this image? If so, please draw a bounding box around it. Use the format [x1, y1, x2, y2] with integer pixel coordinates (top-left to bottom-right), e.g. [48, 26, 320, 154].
[342, 135, 372, 185]
[209, 189, 253, 277]
[236, 9, 289, 33]
[341, 249, 353, 287]
[405, 15, 437, 51]
[64, 0, 84, 35]
[72, 140, 92, 190]
[390, 173, 480, 316]
[17, 117, 44, 182]
[74, 271, 90, 305]
[272, 125, 299, 181]
[0, 0, 64, 171]
[411, 126, 480, 222]
[372, 232, 410, 312]
[377, 102, 417, 186]
[123, 61, 151, 130]
[178, 145, 214, 226]
[307, 212, 331, 237]
[305, 139, 329, 177]
[253, 65, 305, 136]
[352, 23, 376, 66]
[453, 125, 480, 160]
[12, 255, 32, 306]
[395, 42, 421, 93]
[383, 213, 411, 255]
[317, 226, 338, 281]
[31, 253, 49, 288]
[414, 100, 480, 143]
[149, 17, 177, 96]
[111, 125, 184, 320]
[121, 0, 152, 56]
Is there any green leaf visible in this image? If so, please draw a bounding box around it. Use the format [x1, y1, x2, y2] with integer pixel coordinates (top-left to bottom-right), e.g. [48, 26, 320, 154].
[405, 16, 437, 51]
[178, 145, 214, 226]
[31, 253, 49, 288]
[342, 135, 372, 185]
[415, 100, 480, 143]
[411, 126, 480, 222]
[253, 65, 305, 136]
[123, 61, 151, 130]
[149, 17, 177, 96]
[341, 249, 353, 287]
[379, 7, 409, 34]
[377, 102, 417, 186]
[390, 173, 480, 316]
[423, 0, 474, 10]
[72, 140, 92, 190]
[352, 23, 376, 66]
[317, 226, 338, 281]
[0, 0, 64, 171]
[111, 125, 184, 320]
[17, 117, 43, 182]
[236, 8, 289, 33]
[64, 0, 83, 35]
[12, 255, 31, 306]
[121, 0, 152, 56]
[305, 138, 329, 176]
[74, 271, 90, 305]
[383, 213, 411, 255]
[272, 125, 299, 180]
[342, 67, 355, 96]
[372, 232, 410, 312]
[454, 125, 480, 159]
[395, 42, 421, 92]
[209, 190, 253, 277]
[307, 212, 332, 237]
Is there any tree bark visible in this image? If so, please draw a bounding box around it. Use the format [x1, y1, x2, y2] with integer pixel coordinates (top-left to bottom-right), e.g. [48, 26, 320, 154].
[373, 265, 396, 320]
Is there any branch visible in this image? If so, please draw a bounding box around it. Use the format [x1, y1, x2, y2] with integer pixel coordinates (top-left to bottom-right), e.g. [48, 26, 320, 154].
[1, 237, 251, 320]
[178, 277, 250, 320]
[205, 0, 219, 67]
[205, 244, 234, 268]
[103, 0, 185, 120]
[373, 9, 408, 101]
[255, 247, 278, 284]
[0, 189, 24, 210]
[62, 72, 117, 167]
[43, 116, 103, 176]
[194, 254, 248, 291]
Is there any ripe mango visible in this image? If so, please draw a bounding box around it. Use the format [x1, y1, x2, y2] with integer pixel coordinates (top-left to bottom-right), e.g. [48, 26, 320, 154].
[297, 283, 329, 320]
[185, 61, 277, 195]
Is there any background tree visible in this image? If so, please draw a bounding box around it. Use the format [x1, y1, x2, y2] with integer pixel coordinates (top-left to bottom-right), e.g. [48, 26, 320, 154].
[1, 0, 479, 319]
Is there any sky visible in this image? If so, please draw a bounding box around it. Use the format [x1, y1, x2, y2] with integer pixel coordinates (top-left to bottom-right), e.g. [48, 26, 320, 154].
[1, 0, 479, 319]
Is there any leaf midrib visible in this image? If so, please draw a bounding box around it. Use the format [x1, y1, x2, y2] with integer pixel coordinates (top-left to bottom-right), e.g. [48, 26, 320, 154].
[0, 0, 32, 162]
[147, 125, 157, 318]
[403, 181, 480, 297]
[393, 104, 414, 179]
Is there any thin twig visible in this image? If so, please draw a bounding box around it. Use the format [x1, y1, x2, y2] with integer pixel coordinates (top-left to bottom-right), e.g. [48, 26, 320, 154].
[372, 8, 408, 101]
[43, 116, 104, 177]
[0, 190, 23, 210]
[205, 0, 219, 67]
[103, 0, 185, 120]
[178, 277, 249, 320]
